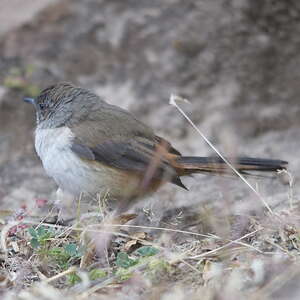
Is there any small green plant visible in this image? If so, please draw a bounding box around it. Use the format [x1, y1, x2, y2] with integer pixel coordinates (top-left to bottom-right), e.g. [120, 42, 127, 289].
[28, 226, 55, 249]
[115, 247, 159, 269]
[146, 258, 172, 282]
[48, 243, 84, 270]
[135, 246, 159, 257]
[116, 252, 139, 269]
[67, 268, 107, 285]
[89, 268, 107, 281]
[28, 226, 85, 283]
[68, 272, 82, 285]
[114, 247, 160, 282]
[115, 267, 134, 281]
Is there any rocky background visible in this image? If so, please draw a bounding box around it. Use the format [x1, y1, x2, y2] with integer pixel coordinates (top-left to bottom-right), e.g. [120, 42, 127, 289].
[0, 0, 299, 214]
[1, 1, 300, 299]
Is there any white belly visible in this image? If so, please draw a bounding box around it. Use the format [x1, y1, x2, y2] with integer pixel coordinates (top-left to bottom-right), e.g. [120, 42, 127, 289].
[34, 126, 141, 199]
[35, 127, 103, 195]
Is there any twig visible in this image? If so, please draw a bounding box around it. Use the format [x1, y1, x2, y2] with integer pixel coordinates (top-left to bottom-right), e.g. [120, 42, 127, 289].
[23, 219, 264, 255]
[45, 266, 77, 283]
[188, 229, 261, 259]
[169, 94, 274, 214]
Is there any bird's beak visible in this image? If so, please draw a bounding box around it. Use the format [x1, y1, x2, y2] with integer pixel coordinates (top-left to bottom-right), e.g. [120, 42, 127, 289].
[23, 97, 36, 105]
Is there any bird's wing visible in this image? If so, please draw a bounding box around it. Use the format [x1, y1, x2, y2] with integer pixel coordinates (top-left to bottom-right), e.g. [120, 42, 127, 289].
[68, 103, 186, 188]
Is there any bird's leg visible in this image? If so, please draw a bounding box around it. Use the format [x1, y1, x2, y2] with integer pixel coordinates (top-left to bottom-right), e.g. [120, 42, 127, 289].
[53, 188, 77, 225]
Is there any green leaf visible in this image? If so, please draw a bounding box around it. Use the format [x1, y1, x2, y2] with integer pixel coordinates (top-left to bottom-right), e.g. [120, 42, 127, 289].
[64, 243, 83, 258]
[67, 272, 81, 285]
[28, 227, 37, 238]
[30, 238, 40, 249]
[136, 246, 159, 257]
[115, 268, 133, 281]
[116, 252, 138, 269]
[89, 269, 106, 280]
[147, 258, 171, 274]
[64, 243, 78, 257]
[36, 226, 46, 237]
[48, 247, 71, 270]
[49, 247, 64, 256]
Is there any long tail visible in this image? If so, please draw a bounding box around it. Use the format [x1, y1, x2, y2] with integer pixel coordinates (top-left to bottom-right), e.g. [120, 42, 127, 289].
[175, 157, 288, 176]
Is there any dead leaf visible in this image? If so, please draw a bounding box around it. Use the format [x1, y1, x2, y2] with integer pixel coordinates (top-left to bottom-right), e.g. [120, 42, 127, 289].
[123, 232, 148, 252]
[112, 213, 138, 225]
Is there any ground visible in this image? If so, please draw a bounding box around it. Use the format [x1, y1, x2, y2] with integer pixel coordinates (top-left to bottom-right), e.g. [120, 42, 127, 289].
[0, 1, 300, 299]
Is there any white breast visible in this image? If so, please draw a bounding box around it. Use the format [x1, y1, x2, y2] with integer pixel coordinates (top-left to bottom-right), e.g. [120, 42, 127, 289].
[35, 126, 74, 163]
[35, 126, 143, 200]
[35, 126, 103, 196]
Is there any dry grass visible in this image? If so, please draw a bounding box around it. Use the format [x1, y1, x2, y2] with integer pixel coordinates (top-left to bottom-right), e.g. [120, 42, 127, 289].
[1, 100, 298, 300]
[0, 182, 299, 300]
[1, 195, 300, 300]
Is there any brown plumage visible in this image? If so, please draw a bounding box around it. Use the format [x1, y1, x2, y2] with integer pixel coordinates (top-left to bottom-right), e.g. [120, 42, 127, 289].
[71, 128, 288, 195]
[26, 82, 288, 205]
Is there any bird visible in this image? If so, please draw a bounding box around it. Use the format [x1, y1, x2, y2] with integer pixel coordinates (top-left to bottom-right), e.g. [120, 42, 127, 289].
[24, 82, 287, 217]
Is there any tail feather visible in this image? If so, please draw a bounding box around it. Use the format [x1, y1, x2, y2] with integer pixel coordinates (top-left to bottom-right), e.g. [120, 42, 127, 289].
[175, 156, 288, 175]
